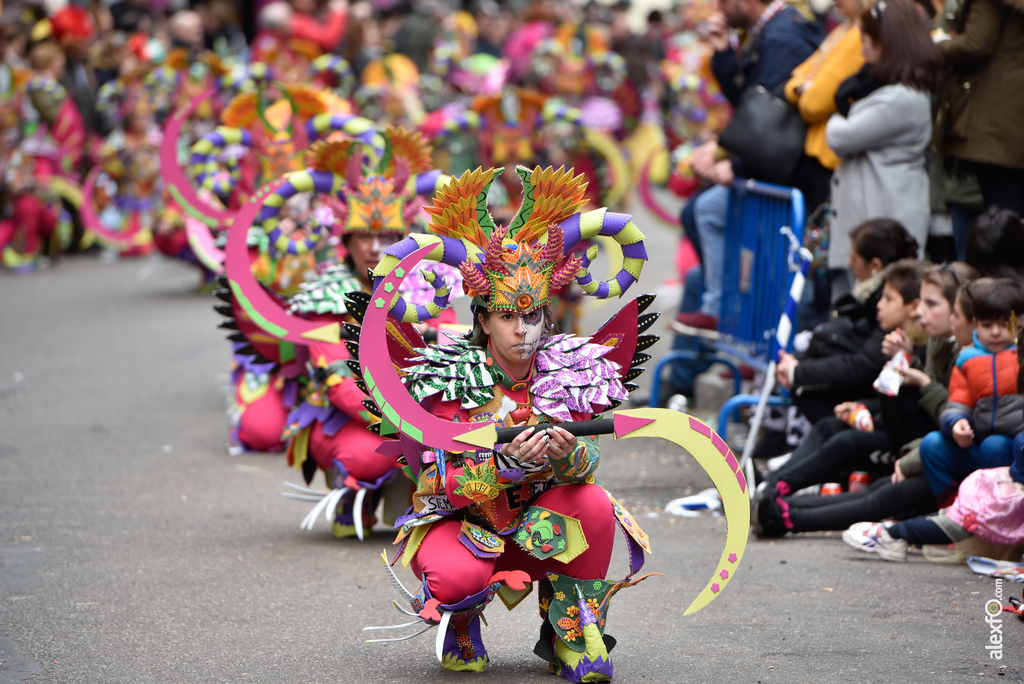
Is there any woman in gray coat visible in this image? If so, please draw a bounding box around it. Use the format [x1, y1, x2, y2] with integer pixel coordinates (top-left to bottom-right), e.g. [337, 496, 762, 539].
[824, 0, 943, 300]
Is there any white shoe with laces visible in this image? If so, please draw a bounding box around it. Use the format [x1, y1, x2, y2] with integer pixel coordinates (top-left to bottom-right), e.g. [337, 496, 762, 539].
[842, 522, 908, 561]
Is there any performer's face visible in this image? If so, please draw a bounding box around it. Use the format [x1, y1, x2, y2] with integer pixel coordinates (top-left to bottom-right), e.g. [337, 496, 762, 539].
[346, 232, 400, 282]
[479, 309, 546, 368]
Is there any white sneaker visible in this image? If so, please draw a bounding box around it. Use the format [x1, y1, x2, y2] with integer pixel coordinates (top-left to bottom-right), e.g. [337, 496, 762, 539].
[842, 522, 908, 561]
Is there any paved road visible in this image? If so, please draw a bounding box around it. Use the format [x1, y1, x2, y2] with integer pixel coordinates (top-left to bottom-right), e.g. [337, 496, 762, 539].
[1, 252, 1020, 683]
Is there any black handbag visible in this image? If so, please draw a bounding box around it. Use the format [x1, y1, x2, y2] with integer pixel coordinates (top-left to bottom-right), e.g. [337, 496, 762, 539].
[718, 84, 808, 186]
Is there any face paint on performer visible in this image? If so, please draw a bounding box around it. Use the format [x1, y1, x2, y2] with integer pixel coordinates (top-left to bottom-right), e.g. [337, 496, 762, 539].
[517, 309, 546, 358]
[480, 308, 547, 371]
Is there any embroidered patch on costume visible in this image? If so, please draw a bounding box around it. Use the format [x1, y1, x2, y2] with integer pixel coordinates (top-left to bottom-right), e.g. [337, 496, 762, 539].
[552, 435, 598, 481]
[238, 371, 270, 404]
[546, 575, 611, 653]
[514, 507, 588, 562]
[609, 493, 650, 553]
[453, 460, 504, 502]
[410, 467, 445, 514]
[497, 583, 534, 611]
[457, 521, 506, 559]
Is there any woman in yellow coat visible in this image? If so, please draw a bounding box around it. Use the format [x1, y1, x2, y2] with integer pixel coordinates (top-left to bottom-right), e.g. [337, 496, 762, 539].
[785, 0, 867, 211]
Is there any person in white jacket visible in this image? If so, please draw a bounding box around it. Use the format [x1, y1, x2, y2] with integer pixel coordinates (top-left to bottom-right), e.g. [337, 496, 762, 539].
[825, 0, 943, 301]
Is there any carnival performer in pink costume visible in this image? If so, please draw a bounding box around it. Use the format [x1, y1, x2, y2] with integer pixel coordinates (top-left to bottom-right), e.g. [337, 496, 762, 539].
[351, 165, 660, 680]
[1, 42, 84, 271]
[217, 127, 456, 539]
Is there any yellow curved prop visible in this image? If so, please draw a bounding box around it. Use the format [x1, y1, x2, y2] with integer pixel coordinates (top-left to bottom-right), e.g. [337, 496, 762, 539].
[582, 128, 630, 209]
[612, 408, 749, 615]
[42, 177, 83, 208]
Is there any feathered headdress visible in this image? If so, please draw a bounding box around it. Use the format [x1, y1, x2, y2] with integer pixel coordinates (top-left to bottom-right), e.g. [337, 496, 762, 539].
[309, 126, 436, 238]
[371, 164, 649, 323]
[426, 166, 587, 313]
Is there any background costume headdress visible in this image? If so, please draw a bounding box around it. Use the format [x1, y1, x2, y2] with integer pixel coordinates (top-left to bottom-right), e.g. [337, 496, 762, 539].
[213, 125, 451, 363]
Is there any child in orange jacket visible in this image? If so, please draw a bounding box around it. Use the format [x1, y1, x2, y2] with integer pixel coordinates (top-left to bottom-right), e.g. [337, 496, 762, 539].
[921, 277, 1024, 505]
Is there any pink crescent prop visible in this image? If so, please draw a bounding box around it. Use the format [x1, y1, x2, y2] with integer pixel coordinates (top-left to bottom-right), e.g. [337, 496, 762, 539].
[159, 87, 235, 229]
[639, 155, 682, 229]
[358, 244, 483, 451]
[79, 167, 142, 249]
[185, 214, 225, 273]
[358, 245, 750, 614]
[224, 180, 341, 346]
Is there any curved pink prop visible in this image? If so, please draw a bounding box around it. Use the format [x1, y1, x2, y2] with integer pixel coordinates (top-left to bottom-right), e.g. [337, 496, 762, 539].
[224, 180, 340, 345]
[185, 215, 225, 273]
[80, 167, 141, 249]
[159, 87, 235, 229]
[639, 156, 682, 229]
[358, 244, 489, 452]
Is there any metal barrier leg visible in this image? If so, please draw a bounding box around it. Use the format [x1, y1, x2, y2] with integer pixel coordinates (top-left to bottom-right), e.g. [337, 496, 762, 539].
[649, 351, 742, 408]
[716, 394, 792, 443]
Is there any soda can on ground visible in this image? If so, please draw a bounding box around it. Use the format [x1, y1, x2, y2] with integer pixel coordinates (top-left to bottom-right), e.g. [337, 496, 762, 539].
[848, 471, 870, 493]
[821, 482, 843, 496]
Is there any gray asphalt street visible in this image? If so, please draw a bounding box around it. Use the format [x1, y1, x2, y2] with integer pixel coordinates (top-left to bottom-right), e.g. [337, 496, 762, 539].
[1, 250, 1021, 683]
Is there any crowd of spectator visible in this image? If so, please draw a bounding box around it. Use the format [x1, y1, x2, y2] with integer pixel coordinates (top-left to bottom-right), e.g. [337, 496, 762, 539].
[659, 0, 1024, 564]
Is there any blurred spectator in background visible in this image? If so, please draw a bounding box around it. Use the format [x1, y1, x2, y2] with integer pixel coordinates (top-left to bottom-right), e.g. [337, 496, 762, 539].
[643, 10, 668, 63]
[474, 0, 511, 58]
[784, 0, 866, 213]
[675, 0, 823, 331]
[168, 10, 205, 57]
[110, 0, 154, 33]
[256, 0, 348, 57]
[933, 0, 1024, 215]
[965, 208, 1024, 279]
[503, 1, 559, 81]
[392, 0, 444, 73]
[777, 218, 920, 422]
[50, 5, 100, 134]
[196, 0, 247, 56]
[824, 0, 942, 301]
[342, 0, 384, 76]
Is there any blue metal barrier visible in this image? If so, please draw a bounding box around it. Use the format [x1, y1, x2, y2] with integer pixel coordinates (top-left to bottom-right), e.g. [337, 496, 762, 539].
[652, 179, 805, 440]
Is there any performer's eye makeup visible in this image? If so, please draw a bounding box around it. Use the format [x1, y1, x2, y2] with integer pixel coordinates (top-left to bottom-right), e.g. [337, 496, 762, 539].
[522, 310, 542, 325]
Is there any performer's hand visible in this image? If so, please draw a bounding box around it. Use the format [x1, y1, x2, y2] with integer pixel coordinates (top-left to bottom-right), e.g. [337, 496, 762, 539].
[544, 425, 578, 461]
[501, 427, 548, 465]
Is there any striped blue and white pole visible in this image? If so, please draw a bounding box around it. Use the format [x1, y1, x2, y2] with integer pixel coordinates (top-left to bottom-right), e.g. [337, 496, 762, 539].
[738, 226, 814, 498]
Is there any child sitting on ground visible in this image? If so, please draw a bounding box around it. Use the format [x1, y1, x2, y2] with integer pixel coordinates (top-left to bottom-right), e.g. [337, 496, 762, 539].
[844, 278, 1024, 561]
[754, 262, 977, 537]
[920, 278, 1024, 506]
[759, 261, 926, 495]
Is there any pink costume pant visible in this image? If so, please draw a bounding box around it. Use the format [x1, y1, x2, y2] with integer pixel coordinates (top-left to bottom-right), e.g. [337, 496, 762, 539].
[0, 194, 56, 257]
[307, 420, 398, 482]
[411, 483, 615, 605]
[235, 379, 289, 453]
